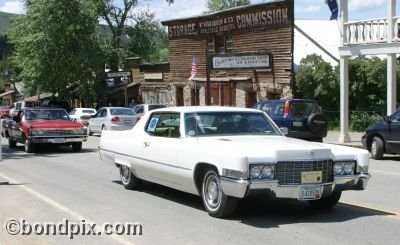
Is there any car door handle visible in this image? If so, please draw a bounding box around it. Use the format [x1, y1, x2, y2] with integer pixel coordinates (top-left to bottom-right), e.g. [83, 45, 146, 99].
[144, 142, 150, 147]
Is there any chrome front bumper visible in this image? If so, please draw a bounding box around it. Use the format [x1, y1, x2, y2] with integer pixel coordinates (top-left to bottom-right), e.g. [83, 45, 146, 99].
[220, 173, 371, 199]
[29, 136, 87, 143]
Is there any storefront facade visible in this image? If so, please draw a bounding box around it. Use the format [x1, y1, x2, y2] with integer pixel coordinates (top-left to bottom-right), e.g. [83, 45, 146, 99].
[162, 0, 294, 107]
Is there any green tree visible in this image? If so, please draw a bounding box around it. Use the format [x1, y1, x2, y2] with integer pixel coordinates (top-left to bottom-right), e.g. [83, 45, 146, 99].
[126, 9, 169, 63]
[93, 0, 174, 69]
[204, 0, 250, 13]
[8, 0, 103, 98]
[295, 54, 338, 110]
[348, 56, 386, 110]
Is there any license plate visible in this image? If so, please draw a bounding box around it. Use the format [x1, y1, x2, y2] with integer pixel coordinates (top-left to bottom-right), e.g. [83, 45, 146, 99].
[293, 121, 302, 127]
[124, 120, 132, 124]
[301, 171, 323, 184]
[53, 138, 65, 144]
[299, 185, 322, 200]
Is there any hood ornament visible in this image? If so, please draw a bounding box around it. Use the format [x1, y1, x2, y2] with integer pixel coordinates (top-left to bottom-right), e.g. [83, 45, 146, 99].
[306, 150, 314, 156]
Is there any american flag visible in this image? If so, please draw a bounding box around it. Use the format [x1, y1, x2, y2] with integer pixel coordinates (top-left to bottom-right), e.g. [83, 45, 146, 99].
[188, 56, 197, 80]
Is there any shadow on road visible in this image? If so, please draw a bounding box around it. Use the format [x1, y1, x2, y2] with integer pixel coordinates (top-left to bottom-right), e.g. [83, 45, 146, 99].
[112, 180, 394, 227]
[1, 145, 97, 160]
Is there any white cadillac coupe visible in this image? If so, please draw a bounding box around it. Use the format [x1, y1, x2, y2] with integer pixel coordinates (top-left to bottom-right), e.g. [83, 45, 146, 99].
[99, 106, 370, 218]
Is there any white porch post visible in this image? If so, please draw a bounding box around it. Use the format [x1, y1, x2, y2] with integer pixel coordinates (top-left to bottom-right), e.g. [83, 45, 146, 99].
[387, 0, 397, 115]
[387, 54, 397, 115]
[339, 0, 350, 143]
[339, 57, 351, 143]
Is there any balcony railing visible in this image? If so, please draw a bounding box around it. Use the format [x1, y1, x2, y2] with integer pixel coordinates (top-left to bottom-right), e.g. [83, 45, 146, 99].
[344, 17, 400, 45]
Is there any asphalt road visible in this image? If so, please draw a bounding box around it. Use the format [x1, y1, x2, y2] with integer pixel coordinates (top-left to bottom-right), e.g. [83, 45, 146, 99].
[0, 135, 399, 245]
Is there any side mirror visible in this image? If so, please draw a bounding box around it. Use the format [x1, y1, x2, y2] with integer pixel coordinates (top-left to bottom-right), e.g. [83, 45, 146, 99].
[383, 115, 391, 123]
[280, 127, 289, 135]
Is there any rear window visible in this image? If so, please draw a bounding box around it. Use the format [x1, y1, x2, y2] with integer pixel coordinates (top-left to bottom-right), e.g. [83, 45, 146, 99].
[110, 108, 135, 116]
[290, 101, 321, 117]
[148, 105, 166, 111]
[25, 101, 40, 107]
[82, 110, 96, 114]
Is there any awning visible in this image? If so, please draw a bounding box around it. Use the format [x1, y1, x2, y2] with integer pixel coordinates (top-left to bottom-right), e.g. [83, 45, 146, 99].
[0, 90, 15, 97]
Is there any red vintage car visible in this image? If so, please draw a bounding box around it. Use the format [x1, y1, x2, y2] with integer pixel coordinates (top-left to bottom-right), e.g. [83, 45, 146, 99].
[2, 108, 87, 153]
[0, 106, 10, 118]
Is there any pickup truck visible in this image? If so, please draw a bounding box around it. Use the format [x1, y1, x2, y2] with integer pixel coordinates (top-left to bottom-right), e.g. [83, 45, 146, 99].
[2, 108, 87, 153]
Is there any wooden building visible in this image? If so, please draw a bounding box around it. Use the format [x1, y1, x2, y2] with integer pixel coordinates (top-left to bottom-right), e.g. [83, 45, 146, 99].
[161, 0, 294, 107]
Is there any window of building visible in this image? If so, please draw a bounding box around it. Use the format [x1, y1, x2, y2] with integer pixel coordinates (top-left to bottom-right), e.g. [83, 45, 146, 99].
[207, 35, 234, 54]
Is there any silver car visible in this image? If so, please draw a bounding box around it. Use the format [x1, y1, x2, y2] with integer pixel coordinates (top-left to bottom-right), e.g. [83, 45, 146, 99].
[87, 107, 136, 135]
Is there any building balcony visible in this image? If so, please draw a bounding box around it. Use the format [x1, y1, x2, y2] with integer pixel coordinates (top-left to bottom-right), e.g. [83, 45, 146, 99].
[339, 16, 400, 56]
[344, 17, 400, 45]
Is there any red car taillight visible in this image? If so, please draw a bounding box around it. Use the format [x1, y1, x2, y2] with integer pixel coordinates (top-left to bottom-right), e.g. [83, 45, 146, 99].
[111, 116, 120, 122]
[283, 101, 289, 116]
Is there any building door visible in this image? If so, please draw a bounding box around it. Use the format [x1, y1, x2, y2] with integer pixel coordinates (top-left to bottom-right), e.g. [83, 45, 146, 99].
[246, 91, 257, 108]
[191, 88, 200, 106]
[176, 87, 184, 106]
[209, 82, 235, 106]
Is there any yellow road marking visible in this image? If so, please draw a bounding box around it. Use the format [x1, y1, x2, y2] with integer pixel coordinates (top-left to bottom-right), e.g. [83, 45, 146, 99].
[340, 201, 400, 220]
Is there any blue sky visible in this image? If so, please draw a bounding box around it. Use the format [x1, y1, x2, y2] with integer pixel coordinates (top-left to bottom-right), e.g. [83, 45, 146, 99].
[0, 0, 399, 21]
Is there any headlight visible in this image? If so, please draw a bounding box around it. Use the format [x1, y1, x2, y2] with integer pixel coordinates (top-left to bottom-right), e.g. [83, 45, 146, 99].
[334, 161, 356, 176]
[262, 166, 274, 179]
[343, 162, 355, 175]
[250, 166, 262, 179]
[333, 163, 344, 175]
[30, 128, 45, 136]
[250, 165, 275, 179]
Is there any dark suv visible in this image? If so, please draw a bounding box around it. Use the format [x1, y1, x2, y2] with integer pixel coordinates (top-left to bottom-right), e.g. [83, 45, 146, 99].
[361, 108, 400, 159]
[253, 99, 327, 142]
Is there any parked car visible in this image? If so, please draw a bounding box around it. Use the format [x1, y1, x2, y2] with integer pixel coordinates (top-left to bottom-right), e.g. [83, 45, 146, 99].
[131, 104, 167, 125]
[253, 99, 327, 142]
[69, 108, 97, 125]
[361, 108, 400, 159]
[10, 99, 41, 117]
[87, 107, 136, 135]
[99, 106, 370, 218]
[1, 108, 87, 153]
[0, 106, 10, 118]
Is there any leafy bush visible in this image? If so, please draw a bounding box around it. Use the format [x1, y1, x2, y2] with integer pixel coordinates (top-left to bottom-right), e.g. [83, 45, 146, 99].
[350, 111, 382, 132]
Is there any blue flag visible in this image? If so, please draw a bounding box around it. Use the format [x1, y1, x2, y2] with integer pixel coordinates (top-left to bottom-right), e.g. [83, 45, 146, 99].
[326, 0, 338, 20]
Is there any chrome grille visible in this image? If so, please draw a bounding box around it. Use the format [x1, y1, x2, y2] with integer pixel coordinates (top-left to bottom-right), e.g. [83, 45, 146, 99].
[275, 159, 333, 185]
[41, 129, 80, 136]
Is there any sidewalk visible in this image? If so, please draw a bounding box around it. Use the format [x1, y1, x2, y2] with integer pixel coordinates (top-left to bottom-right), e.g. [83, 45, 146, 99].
[323, 131, 364, 148]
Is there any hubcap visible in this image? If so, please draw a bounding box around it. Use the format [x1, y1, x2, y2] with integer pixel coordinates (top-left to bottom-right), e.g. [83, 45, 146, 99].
[120, 165, 131, 183]
[371, 141, 377, 156]
[204, 174, 221, 209]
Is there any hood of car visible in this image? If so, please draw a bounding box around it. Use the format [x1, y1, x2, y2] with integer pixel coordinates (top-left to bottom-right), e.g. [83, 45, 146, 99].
[366, 120, 386, 132]
[198, 135, 332, 161]
[25, 120, 84, 129]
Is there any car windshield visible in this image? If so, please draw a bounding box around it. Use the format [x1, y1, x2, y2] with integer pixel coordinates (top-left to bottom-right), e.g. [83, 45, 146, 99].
[25, 101, 40, 107]
[110, 108, 135, 116]
[290, 101, 321, 117]
[184, 112, 281, 137]
[25, 109, 70, 121]
[148, 105, 166, 111]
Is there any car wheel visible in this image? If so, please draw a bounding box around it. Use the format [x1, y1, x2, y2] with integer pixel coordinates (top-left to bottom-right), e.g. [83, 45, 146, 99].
[370, 136, 384, 160]
[72, 142, 82, 152]
[309, 191, 342, 209]
[120, 165, 142, 190]
[201, 168, 238, 218]
[8, 137, 17, 148]
[307, 113, 328, 139]
[24, 139, 35, 153]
